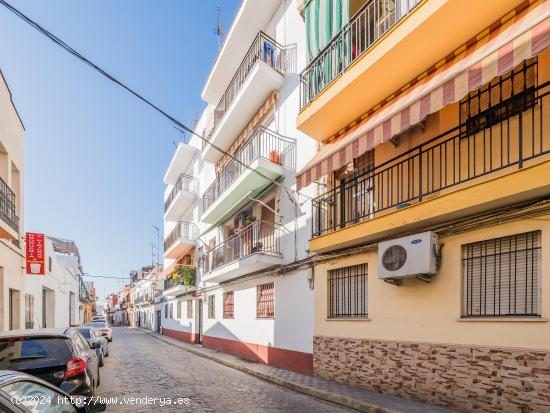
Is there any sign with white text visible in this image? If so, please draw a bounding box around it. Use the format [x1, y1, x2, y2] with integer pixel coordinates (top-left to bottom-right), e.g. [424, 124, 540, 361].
[26, 233, 45, 275]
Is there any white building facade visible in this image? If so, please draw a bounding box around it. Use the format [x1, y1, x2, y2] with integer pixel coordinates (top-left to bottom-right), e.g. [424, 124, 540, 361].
[161, 0, 316, 374]
[23, 237, 81, 329]
[0, 70, 25, 332]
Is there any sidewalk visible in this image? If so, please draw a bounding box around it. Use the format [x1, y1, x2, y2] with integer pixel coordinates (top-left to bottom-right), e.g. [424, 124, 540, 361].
[140, 328, 455, 413]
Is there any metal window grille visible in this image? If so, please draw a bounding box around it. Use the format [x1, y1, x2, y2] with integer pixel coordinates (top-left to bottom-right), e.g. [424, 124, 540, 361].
[223, 292, 234, 319]
[187, 300, 193, 319]
[208, 295, 216, 319]
[176, 301, 181, 319]
[460, 58, 537, 136]
[164, 304, 168, 318]
[256, 283, 274, 318]
[462, 231, 541, 318]
[24, 294, 34, 329]
[169, 303, 174, 319]
[328, 263, 368, 318]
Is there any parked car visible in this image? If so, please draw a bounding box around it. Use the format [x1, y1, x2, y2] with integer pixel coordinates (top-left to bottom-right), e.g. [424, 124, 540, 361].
[0, 370, 105, 412]
[76, 327, 108, 367]
[0, 329, 101, 396]
[87, 322, 112, 342]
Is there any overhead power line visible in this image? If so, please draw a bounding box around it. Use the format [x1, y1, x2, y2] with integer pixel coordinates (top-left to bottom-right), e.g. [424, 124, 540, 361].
[0, 0, 313, 205]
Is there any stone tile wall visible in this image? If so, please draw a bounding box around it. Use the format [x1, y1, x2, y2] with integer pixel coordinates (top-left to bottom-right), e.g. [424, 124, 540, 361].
[314, 336, 550, 412]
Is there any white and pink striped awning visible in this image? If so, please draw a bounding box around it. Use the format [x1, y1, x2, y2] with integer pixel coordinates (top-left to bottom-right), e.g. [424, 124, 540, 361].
[297, 0, 550, 190]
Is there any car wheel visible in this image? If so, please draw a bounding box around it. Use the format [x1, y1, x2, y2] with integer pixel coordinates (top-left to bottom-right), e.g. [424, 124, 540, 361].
[99, 354, 104, 367]
[96, 369, 101, 387]
[107, 338, 112, 342]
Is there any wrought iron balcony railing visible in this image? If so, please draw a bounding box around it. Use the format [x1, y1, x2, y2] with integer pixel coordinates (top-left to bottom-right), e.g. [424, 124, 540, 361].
[202, 221, 282, 275]
[300, 0, 421, 108]
[202, 127, 295, 212]
[164, 174, 197, 212]
[203, 32, 288, 149]
[164, 221, 198, 252]
[312, 82, 550, 237]
[0, 176, 18, 233]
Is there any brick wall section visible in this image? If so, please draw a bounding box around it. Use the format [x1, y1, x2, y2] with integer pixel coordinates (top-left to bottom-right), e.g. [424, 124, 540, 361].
[313, 336, 550, 413]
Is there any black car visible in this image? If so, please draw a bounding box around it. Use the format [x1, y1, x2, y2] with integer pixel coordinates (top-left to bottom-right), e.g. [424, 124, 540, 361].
[76, 328, 108, 367]
[0, 370, 105, 412]
[0, 329, 101, 396]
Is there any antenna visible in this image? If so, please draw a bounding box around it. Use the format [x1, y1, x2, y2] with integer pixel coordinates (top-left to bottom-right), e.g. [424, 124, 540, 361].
[214, 6, 226, 52]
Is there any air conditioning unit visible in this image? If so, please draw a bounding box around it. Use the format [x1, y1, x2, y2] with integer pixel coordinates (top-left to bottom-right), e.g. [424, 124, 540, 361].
[378, 231, 438, 280]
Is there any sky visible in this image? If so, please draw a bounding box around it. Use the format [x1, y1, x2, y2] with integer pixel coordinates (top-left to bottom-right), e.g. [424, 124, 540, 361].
[0, 0, 241, 305]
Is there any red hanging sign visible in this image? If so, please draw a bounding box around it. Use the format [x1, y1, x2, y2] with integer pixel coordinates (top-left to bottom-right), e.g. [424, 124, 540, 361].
[26, 233, 45, 275]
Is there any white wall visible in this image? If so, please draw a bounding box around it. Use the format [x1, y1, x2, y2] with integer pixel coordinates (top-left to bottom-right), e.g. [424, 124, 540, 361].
[24, 238, 80, 329]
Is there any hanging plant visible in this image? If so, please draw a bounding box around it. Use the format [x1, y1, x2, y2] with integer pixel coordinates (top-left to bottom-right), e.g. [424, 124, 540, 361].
[172, 266, 196, 287]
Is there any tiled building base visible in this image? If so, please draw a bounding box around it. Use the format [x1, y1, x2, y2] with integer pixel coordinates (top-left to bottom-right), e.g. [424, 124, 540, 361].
[313, 336, 550, 413]
[162, 328, 198, 344]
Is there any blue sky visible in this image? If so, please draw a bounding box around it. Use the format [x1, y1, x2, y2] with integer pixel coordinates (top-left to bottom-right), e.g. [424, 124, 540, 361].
[0, 0, 240, 304]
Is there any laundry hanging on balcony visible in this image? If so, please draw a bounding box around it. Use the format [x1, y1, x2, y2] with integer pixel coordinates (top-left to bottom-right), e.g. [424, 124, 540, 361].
[296, 0, 550, 190]
[305, 0, 350, 62]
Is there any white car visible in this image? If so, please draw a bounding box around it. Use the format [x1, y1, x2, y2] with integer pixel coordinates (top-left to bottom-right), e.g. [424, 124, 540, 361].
[88, 321, 112, 342]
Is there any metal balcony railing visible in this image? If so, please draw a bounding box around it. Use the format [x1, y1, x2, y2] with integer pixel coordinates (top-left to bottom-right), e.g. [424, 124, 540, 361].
[203, 127, 296, 212]
[164, 174, 197, 212]
[164, 221, 198, 252]
[163, 266, 195, 290]
[202, 221, 282, 275]
[300, 0, 421, 108]
[0, 177, 18, 233]
[312, 82, 550, 237]
[203, 32, 288, 149]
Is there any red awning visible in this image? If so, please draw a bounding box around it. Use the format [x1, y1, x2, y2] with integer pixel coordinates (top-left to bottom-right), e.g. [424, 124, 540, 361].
[297, 0, 550, 190]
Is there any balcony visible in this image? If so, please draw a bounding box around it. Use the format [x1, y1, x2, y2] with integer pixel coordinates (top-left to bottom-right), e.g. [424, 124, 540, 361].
[201, 221, 283, 283]
[310, 83, 550, 252]
[297, 0, 523, 141]
[163, 143, 197, 185]
[164, 174, 197, 222]
[164, 221, 198, 260]
[202, 127, 295, 225]
[163, 266, 195, 298]
[0, 177, 18, 239]
[202, 32, 287, 163]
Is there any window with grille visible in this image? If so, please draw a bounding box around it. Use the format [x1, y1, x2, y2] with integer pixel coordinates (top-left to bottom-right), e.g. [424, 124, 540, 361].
[208, 295, 215, 319]
[460, 58, 537, 136]
[24, 294, 34, 329]
[176, 301, 182, 319]
[256, 283, 274, 318]
[328, 263, 368, 318]
[169, 303, 174, 319]
[462, 231, 541, 318]
[187, 300, 193, 319]
[164, 304, 168, 318]
[223, 292, 234, 319]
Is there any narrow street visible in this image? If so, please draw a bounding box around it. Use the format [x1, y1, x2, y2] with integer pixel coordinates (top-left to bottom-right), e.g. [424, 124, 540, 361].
[98, 327, 356, 413]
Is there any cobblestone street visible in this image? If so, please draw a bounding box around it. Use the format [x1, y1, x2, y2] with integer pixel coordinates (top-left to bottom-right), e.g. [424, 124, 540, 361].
[97, 327, 356, 412]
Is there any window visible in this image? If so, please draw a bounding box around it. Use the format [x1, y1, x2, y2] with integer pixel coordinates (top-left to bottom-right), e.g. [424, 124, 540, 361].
[223, 292, 234, 319]
[1, 380, 78, 413]
[460, 58, 537, 136]
[462, 231, 541, 318]
[48, 257, 52, 273]
[169, 303, 174, 319]
[187, 300, 193, 319]
[208, 295, 215, 319]
[328, 263, 368, 319]
[164, 304, 168, 318]
[176, 301, 181, 319]
[256, 283, 274, 318]
[24, 294, 34, 329]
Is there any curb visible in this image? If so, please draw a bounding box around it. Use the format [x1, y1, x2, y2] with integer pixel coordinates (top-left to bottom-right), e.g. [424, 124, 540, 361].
[143, 330, 426, 413]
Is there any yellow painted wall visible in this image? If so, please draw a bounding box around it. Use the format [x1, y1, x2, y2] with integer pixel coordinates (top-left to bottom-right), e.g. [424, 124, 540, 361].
[314, 215, 550, 349]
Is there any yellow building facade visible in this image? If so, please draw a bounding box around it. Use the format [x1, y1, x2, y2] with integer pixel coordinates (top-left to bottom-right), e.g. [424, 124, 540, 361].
[297, 0, 550, 411]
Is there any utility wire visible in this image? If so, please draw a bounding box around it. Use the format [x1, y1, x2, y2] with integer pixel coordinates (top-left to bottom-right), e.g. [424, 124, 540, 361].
[0, 0, 313, 205]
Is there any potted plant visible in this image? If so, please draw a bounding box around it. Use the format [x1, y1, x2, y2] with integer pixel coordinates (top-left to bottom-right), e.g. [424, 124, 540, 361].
[172, 266, 196, 289]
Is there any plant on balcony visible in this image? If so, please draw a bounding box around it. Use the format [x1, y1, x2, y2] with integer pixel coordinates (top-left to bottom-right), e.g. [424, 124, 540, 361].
[172, 266, 196, 288]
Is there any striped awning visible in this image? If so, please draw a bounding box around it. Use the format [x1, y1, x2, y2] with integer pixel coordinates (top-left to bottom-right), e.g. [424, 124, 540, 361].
[297, 0, 550, 190]
[305, 0, 349, 62]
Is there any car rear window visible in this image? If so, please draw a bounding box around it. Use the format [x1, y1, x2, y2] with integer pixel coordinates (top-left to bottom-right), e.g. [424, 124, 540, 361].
[77, 328, 91, 338]
[90, 322, 106, 328]
[0, 337, 72, 369]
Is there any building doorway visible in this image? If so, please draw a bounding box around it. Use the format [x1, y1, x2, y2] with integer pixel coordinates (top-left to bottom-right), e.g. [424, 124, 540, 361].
[197, 299, 203, 344]
[155, 310, 161, 333]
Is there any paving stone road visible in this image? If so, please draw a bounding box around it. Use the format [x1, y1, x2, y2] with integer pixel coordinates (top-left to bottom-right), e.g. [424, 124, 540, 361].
[97, 327, 357, 413]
